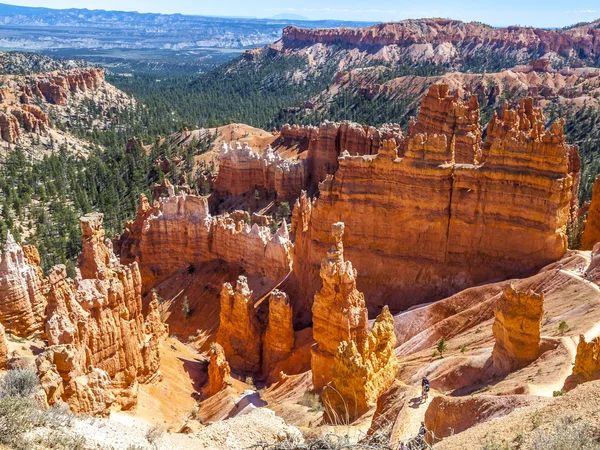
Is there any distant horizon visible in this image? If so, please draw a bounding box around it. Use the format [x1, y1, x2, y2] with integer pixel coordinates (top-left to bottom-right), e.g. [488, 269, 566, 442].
[0, 0, 598, 28]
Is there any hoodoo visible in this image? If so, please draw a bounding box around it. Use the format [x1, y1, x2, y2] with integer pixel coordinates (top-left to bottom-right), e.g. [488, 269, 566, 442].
[491, 285, 544, 372]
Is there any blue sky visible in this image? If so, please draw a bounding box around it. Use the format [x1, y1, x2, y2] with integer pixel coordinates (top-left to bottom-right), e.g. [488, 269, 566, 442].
[5, 0, 600, 27]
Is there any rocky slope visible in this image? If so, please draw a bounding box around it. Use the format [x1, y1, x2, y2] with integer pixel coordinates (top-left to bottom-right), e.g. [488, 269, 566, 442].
[0, 63, 134, 159]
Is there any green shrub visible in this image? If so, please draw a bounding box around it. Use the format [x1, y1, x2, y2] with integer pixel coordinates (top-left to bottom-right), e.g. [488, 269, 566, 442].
[0, 395, 37, 448]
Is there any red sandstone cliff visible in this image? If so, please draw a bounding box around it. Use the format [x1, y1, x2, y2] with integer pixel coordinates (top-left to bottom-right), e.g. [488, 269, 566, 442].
[116, 192, 293, 289]
[280, 20, 600, 64]
[582, 175, 600, 250]
[292, 87, 578, 313]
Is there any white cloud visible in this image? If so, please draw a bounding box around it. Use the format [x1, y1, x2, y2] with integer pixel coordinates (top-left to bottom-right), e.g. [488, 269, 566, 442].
[568, 9, 597, 13]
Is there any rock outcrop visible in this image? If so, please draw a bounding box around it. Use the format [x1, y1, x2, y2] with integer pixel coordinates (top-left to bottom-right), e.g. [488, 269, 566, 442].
[292, 91, 577, 313]
[262, 290, 295, 375]
[116, 192, 293, 289]
[204, 343, 232, 397]
[35, 213, 166, 416]
[215, 122, 403, 201]
[564, 335, 600, 391]
[410, 84, 481, 164]
[216, 276, 262, 373]
[0, 323, 7, 368]
[311, 222, 368, 392]
[491, 285, 544, 372]
[280, 20, 600, 66]
[0, 232, 47, 336]
[324, 306, 398, 423]
[215, 143, 307, 200]
[582, 175, 600, 250]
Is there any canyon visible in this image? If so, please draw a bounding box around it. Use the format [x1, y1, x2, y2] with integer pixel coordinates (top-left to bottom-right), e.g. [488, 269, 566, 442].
[3, 17, 600, 450]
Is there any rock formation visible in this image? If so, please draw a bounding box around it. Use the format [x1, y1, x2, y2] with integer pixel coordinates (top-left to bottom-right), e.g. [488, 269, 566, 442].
[204, 343, 232, 397]
[410, 84, 481, 164]
[582, 175, 600, 250]
[280, 20, 600, 66]
[324, 306, 398, 423]
[0, 232, 47, 336]
[116, 192, 293, 289]
[564, 335, 600, 391]
[311, 222, 368, 392]
[292, 91, 578, 313]
[215, 142, 307, 200]
[491, 285, 544, 372]
[262, 290, 295, 375]
[35, 213, 166, 416]
[216, 276, 262, 373]
[0, 323, 7, 368]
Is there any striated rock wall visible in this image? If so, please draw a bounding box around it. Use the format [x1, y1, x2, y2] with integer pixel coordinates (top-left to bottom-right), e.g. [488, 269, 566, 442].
[35, 213, 166, 416]
[281, 20, 600, 64]
[0, 232, 47, 336]
[34, 68, 105, 105]
[324, 306, 398, 423]
[204, 343, 232, 397]
[215, 143, 307, 200]
[311, 222, 368, 392]
[116, 192, 293, 289]
[492, 285, 544, 372]
[262, 290, 295, 375]
[292, 89, 577, 313]
[216, 276, 262, 373]
[410, 84, 481, 164]
[582, 175, 600, 250]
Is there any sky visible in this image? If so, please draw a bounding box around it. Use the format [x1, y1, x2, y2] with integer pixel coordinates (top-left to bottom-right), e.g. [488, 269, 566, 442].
[3, 0, 600, 28]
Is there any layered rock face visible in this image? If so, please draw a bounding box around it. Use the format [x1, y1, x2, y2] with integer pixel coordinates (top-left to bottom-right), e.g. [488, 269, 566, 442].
[281, 20, 600, 64]
[215, 122, 402, 201]
[324, 306, 398, 423]
[582, 175, 600, 250]
[215, 143, 307, 200]
[293, 89, 578, 312]
[282, 121, 403, 192]
[204, 343, 232, 397]
[35, 213, 166, 415]
[216, 276, 262, 373]
[34, 68, 105, 105]
[410, 84, 481, 164]
[0, 232, 47, 336]
[311, 222, 368, 392]
[116, 192, 293, 289]
[564, 335, 600, 390]
[262, 290, 295, 375]
[491, 285, 544, 372]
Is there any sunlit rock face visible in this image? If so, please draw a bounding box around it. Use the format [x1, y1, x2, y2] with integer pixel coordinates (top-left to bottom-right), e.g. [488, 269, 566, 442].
[35, 213, 166, 416]
[0, 232, 47, 336]
[491, 285, 544, 372]
[116, 193, 293, 289]
[293, 88, 578, 314]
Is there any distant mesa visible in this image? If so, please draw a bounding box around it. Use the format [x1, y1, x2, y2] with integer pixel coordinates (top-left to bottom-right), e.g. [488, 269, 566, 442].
[270, 13, 310, 21]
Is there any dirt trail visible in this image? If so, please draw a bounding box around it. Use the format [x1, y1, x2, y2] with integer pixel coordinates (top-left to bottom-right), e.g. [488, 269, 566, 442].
[393, 389, 436, 441]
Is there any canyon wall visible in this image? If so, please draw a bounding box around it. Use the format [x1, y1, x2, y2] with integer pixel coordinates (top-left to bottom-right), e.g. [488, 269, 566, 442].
[116, 192, 293, 289]
[281, 20, 600, 62]
[0, 323, 6, 368]
[292, 87, 578, 313]
[564, 335, 600, 390]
